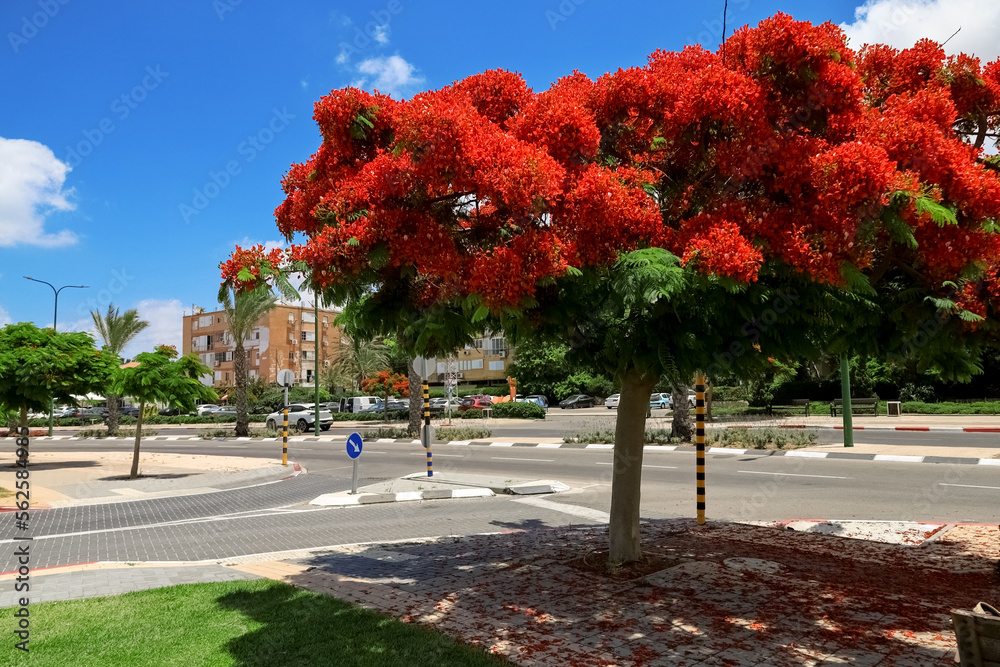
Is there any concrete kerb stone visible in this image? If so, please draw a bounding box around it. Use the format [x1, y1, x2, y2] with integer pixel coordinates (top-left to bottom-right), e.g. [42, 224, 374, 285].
[310, 488, 494, 506]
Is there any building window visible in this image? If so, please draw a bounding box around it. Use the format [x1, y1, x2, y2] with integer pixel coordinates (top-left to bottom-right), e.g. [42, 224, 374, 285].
[303, 312, 315, 324]
[192, 320, 198, 331]
[289, 352, 294, 360]
[489, 361, 504, 371]
[255, 331, 260, 339]
[302, 331, 315, 342]
[199, 315, 212, 328]
[215, 352, 226, 363]
[224, 372, 229, 382]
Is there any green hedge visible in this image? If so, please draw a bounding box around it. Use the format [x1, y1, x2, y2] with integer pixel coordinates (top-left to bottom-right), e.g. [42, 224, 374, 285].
[459, 409, 483, 419]
[899, 400, 1000, 415]
[490, 402, 546, 419]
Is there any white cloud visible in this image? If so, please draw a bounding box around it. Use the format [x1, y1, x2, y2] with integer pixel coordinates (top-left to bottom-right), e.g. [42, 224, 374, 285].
[842, 0, 1000, 61]
[0, 305, 11, 327]
[234, 237, 286, 253]
[373, 24, 389, 45]
[0, 137, 77, 247]
[353, 55, 424, 99]
[120, 299, 186, 360]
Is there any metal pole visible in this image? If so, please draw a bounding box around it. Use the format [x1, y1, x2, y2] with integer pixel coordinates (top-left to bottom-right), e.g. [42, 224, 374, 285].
[282, 408, 288, 466]
[840, 356, 854, 447]
[23, 278, 87, 436]
[695, 373, 707, 525]
[314, 294, 320, 436]
[351, 458, 358, 494]
[422, 382, 432, 477]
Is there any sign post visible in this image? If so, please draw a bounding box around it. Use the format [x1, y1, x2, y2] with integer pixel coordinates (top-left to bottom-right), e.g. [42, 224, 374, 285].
[277, 369, 294, 466]
[346, 431, 363, 494]
[412, 357, 433, 477]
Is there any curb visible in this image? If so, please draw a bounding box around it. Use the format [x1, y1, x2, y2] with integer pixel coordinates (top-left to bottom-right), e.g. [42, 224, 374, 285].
[310, 487, 493, 506]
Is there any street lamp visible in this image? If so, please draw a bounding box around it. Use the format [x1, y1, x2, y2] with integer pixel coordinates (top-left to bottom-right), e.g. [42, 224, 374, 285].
[23, 277, 89, 436]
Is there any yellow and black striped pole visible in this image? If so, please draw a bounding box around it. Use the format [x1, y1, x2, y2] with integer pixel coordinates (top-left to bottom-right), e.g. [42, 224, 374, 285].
[695, 373, 707, 525]
[423, 383, 432, 477]
[282, 408, 288, 467]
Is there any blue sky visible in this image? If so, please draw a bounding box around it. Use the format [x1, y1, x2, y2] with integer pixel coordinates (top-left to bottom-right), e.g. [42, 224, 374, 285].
[2, 0, 997, 356]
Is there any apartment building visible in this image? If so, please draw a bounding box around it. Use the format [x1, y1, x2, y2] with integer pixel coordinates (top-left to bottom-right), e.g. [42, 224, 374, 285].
[429, 334, 514, 386]
[182, 303, 344, 388]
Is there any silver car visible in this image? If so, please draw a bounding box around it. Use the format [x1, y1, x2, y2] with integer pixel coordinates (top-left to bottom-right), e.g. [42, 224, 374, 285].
[265, 404, 333, 431]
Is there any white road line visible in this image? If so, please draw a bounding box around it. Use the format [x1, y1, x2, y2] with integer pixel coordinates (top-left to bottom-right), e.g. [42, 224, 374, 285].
[512, 497, 610, 523]
[595, 462, 613, 466]
[939, 483, 1000, 490]
[491, 457, 555, 462]
[784, 451, 828, 458]
[410, 453, 464, 458]
[363, 451, 388, 454]
[873, 454, 924, 463]
[585, 444, 614, 450]
[738, 471, 849, 480]
[643, 464, 678, 469]
[218, 445, 247, 449]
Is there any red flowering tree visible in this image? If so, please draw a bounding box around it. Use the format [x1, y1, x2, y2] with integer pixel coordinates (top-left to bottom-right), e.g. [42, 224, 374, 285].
[361, 370, 409, 420]
[223, 14, 1000, 564]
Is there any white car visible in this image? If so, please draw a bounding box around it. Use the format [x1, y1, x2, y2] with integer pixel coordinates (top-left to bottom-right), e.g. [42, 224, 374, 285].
[265, 404, 333, 431]
[605, 394, 620, 409]
[196, 404, 219, 416]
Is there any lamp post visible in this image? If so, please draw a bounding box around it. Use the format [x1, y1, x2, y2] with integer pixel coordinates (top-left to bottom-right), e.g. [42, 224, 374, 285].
[23, 277, 88, 436]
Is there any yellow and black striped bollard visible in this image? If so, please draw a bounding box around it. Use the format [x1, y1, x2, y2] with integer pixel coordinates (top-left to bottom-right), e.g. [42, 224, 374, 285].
[282, 408, 288, 467]
[423, 383, 432, 477]
[695, 374, 706, 525]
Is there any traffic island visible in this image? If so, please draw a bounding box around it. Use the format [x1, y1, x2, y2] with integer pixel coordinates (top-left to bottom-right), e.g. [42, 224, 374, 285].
[309, 473, 569, 507]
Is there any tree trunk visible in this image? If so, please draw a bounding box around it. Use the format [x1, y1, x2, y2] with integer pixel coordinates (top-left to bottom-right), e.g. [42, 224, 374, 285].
[234, 343, 249, 437]
[130, 400, 144, 479]
[672, 382, 692, 442]
[407, 365, 421, 436]
[609, 368, 657, 565]
[106, 394, 121, 436]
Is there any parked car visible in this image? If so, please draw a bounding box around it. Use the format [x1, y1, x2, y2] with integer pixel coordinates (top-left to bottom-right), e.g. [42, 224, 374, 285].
[339, 396, 380, 414]
[195, 404, 219, 417]
[207, 406, 237, 417]
[605, 394, 621, 409]
[264, 404, 333, 431]
[360, 399, 408, 413]
[429, 397, 462, 411]
[119, 405, 141, 417]
[458, 396, 493, 412]
[158, 407, 190, 416]
[524, 395, 549, 408]
[558, 394, 595, 409]
[63, 407, 106, 420]
[649, 393, 672, 409]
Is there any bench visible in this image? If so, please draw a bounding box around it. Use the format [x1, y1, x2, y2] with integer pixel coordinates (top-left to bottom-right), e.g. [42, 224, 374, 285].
[830, 398, 879, 417]
[952, 604, 1000, 666]
[767, 399, 811, 417]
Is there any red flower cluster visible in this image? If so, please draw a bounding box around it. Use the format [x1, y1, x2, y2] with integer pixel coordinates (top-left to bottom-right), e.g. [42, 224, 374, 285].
[221, 13, 1000, 323]
[361, 370, 409, 397]
[219, 244, 287, 292]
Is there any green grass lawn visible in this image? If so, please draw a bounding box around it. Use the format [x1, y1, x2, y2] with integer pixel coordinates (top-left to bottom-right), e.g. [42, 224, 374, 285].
[3, 579, 512, 666]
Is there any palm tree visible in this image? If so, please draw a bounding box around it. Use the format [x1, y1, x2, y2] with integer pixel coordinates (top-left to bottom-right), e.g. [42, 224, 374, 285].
[325, 336, 389, 391]
[220, 287, 278, 437]
[91, 305, 149, 435]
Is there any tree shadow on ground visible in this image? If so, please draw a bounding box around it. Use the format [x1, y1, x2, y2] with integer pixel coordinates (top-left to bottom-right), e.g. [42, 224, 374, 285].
[98, 472, 197, 481]
[277, 520, 999, 666]
[215, 579, 512, 667]
[5, 460, 101, 471]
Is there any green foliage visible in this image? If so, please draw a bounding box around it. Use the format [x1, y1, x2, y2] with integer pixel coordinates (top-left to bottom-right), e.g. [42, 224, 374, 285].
[710, 386, 751, 402]
[0, 323, 117, 416]
[564, 429, 679, 445]
[899, 383, 937, 403]
[708, 427, 816, 449]
[361, 427, 410, 439]
[489, 402, 546, 420]
[76, 428, 158, 438]
[110, 349, 217, 413]
[90, 305, 149, 356]
[508, 339, 614, 401]
[899, 400, 1000, 414]
[436, 426, 493, 440]
[459, 409, 483, 419]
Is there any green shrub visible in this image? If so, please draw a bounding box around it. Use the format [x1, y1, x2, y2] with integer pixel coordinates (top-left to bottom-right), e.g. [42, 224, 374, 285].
[436, 426, 492, 441]
[708, 427, 815, 450]
[898, 401, 1000, 415]
[199, 427, 282, 439]
[490, 402, 546, 420]
[459, 409, 483, 419]
[76, 428, 158, 438]
[361, 427, 412, 439]
[564, 428, 681, 445]
[711, 386, 750, 402]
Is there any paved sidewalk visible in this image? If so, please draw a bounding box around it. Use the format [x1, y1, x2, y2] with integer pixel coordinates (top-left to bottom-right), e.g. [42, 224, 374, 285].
[237, 520, 999, 666]
[0, 563, 259, 607]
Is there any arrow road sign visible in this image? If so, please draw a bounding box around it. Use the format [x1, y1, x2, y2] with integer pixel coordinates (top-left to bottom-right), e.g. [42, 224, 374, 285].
[346, 432, 363, 459]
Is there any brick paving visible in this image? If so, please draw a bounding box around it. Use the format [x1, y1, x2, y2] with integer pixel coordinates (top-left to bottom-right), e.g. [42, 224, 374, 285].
[237, 521, 1000, 666]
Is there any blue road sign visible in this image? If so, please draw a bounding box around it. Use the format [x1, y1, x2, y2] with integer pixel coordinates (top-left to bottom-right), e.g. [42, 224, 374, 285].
[346, 432, 363, 459]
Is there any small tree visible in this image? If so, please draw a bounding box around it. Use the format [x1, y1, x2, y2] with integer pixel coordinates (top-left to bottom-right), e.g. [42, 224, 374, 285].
[361, 370, 408, 420]
[110, 345, 216, 478]
[0, 323, 115, 451]
[90, 305, 149, 436]
[219, 287, 278, 436]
